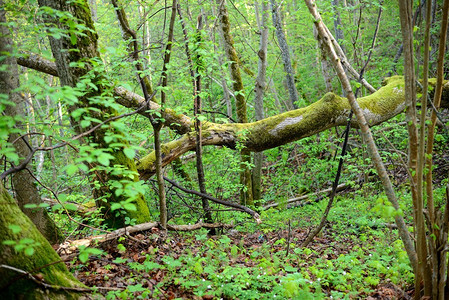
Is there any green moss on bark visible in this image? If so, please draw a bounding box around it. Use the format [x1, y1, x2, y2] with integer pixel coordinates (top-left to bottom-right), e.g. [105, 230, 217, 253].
[0, 184, 87, 299]
[136, 76, 447, 179]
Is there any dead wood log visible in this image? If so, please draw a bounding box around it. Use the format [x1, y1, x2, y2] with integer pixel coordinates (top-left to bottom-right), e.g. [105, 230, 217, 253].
[58, 221, 234, 255]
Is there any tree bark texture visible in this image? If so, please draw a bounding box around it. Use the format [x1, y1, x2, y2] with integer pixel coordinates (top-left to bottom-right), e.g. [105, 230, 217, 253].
[252, 0, 269, 202]
[0, 183, 87, 299]
[37, 0, 151, 228]
[304, 0, 417, 271]
[270, 0, 299, 110]
[216, 0, 253, 205]
[0, 3, 63, 244]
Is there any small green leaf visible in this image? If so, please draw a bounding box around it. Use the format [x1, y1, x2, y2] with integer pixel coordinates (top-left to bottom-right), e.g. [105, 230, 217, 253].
[66, 164, 78, 176]
[8, 224, 22, 234]
[284, 265, 297, 273]
[65, 203, 78, 211]
[128, 284, 145, 292]
[15, 244, 26, 251]
[97, 153, 110, 166]
[197, 115, 207, 122]
[123, 147, 135, 159]
[80, 119, 91, 128]
[51, 204, 62, 211]
[123, 203, 136, 211]
[24, 247, 35, 256]
[104, 136, 113, 144]
[79, 252, 89, 263]
[113, 257, 127, 264]
[193, 262, 203, 274]
[88, 248, 104, 256]
[24, 204, 38, 209]
[110, 203, 122, 211]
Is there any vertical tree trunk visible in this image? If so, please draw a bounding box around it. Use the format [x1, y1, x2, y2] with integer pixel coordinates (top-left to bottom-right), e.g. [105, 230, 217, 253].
[178, 5, 213, 225]
[425, 0, 449, 231]
[422, 0, 449, 298]
[314, 25, 334, 93]
[37, 0, 151, 228]
[304, 0, 417, 271]
[194, 15, 214, 224]
[139, 4, 153, 84]
[216, 0, 253, 205]
[0, 4, 63, 244]
[252, 0, 269, 203]
[0, 183, 87, 299]
[398, 1, 431, 297]
[331, 0, 345, 52]
[89, 0, 97, 21]
[153, 0, 178, 228]
[270, 0, 298, 110]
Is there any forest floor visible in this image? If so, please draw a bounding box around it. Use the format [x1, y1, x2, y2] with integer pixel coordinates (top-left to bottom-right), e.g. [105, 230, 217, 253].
[65, 206, 416, 299]
[63, 120, 449, 299]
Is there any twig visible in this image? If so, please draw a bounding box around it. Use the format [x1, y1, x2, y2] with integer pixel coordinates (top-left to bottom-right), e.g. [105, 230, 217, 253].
[285, 219, 291, 258]
[167, 222, 234, 231]
[203, 110, 236, 123]
[0, 264, 91, 293]
[301, 111, 353, 248]
[60, 221, 159, 252]
[263, 183, 348, 210]
[0, 93, 156, 181]
[163, 177, 261, 223]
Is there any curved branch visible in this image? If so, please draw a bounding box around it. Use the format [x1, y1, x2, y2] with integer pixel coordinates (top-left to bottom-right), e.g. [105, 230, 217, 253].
[164, 177, 261, 223]
[137, 76, 449, 178]
[15, 54, 449, 181]
[16, 54, 193, 134]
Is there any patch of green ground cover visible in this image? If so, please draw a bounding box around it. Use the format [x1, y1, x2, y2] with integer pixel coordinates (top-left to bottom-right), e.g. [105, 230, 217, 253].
[139, 230, 412, 299]
[73, 181, 416, 299]
[121, 191, 412, 299]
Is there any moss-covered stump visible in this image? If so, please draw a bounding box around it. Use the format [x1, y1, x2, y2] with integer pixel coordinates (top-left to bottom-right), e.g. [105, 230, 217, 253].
[0, 183, 88, 299]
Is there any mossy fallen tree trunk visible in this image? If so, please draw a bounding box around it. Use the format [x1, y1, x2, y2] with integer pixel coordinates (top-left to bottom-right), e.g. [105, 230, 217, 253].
[14, 55, 449, 181]
[0, 183, 88, 299]
[137, 76, 449, 179]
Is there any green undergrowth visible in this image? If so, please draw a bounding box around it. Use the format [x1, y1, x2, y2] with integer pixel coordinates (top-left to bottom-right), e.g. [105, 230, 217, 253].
[73, 189, 416, 299]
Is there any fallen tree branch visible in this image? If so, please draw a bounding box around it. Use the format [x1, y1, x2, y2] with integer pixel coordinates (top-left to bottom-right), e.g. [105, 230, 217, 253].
[164, 177, 261, 224]
[136, 77, 449, 179]
[167, 222, 234, 231]
[15, 51, 449, 182]
[59, 222, 159, 253]
[16, 53, 193, 135]
[59, 221, 235, 254]
[263, 183, 348, 210]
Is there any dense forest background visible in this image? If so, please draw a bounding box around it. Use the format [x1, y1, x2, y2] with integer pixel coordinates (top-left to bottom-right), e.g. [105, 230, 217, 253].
[1, 0, 449, 298]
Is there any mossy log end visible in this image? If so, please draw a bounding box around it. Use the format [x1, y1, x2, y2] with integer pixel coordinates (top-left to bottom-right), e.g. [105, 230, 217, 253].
[137, 76, 449, 179]
[0, 184, 87, 299]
